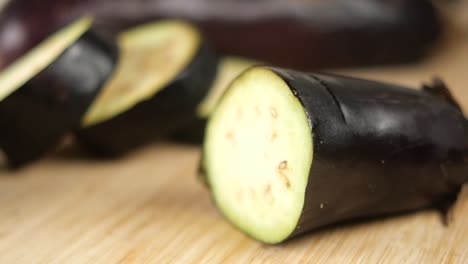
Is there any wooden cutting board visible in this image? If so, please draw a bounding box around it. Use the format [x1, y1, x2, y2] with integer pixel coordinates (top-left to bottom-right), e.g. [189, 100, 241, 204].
[1, 21, 468, 264]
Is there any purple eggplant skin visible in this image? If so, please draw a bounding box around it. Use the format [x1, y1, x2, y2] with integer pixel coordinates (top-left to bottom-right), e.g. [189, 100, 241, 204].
[0, 0, 441, 70]
[0, 0, 80, 70]
[264, 68, 468, 240]
[0, 29, 118, 168]
[75, 42, 218, 156]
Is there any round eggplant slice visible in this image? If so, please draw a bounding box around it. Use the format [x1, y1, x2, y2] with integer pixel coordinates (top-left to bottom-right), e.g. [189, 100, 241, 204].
[197, 57, 258, 119]
[0, 17, 117, 168]
[77, 20, 217, 156]
[203, 67, 468, 244]
[172, 57, 257, 144]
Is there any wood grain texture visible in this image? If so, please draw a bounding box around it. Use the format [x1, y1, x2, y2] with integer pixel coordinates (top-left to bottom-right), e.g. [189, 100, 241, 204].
[0, 144, 467, 264]
[1, 15, 468, 264]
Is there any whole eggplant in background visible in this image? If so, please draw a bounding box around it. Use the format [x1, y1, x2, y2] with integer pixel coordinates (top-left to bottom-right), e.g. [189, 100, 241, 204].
[0, 0, 441, 70]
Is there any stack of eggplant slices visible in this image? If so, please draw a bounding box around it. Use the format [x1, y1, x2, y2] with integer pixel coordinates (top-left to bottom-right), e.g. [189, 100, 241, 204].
[1, 16, 467, 245]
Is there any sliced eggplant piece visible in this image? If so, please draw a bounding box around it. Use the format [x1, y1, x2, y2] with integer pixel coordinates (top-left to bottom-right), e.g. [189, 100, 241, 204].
[0, 17, 117, 168]
[197, 57, 258, 119]
[0, 0, 440, 69]
[203, 67, 468, 244]
[172, 57, 257, 144]
[77, 20, 217, 156]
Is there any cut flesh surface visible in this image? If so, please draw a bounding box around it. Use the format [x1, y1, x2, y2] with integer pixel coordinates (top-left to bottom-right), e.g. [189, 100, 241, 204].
[0, 17, 92, 102]
[83, 20, 200, 126]
[204, 67, 313, 244]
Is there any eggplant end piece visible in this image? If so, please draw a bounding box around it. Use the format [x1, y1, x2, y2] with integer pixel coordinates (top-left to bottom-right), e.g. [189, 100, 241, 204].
[203, 66, 468, 244]
[423, 78, 463, 112]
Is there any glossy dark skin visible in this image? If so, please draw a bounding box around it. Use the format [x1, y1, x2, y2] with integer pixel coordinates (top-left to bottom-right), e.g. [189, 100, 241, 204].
[0, 30, 118, 168]
[0, 0, 440, 70]
[76, 43, 218, 156]
[271, 68, 468, 240]
[0, 0, 82, 70]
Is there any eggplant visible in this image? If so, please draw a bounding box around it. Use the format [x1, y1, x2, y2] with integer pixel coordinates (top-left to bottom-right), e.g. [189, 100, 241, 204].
[0, 17, 117, 168]
[172, 57, 257, 144]
[76, 20, 217, 156]
[202, 66, 468, 244]
[0, 0, 440, 70]
[0, 0, 79, 71]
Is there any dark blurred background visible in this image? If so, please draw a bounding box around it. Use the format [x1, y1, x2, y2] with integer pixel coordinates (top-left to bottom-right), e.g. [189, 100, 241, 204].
[0, 0, 466, 71]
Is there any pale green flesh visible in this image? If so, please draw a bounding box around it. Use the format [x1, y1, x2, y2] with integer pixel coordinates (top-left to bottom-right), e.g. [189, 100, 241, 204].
[205, 67, 313, 244]
[82, 20, 200, 126]
[196, 57, 257, 118]
[0, 17, 92, 102]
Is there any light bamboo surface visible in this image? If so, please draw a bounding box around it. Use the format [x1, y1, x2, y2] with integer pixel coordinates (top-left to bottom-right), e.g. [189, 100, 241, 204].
[0, 13, 468, 264]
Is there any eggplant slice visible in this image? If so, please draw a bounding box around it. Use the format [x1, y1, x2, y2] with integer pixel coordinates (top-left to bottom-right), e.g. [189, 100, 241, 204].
[77, 20, 217, 156]
[0, 17, 117, 168]
[172, 57, 257, 144]
[203, 67, 468, 244]
[197, 57, 257, 119]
